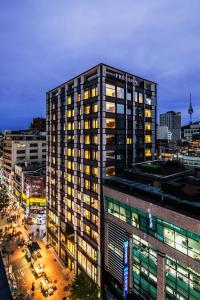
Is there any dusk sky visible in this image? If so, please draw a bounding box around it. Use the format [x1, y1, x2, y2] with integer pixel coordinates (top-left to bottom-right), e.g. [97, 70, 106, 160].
[0, 0, 199, 130]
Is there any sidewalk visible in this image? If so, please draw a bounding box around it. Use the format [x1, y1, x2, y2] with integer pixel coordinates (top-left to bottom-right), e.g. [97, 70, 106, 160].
[0, 204, 73, 300]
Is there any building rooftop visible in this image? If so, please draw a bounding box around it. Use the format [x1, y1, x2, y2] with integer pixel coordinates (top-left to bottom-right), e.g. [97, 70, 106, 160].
[104, 161, 200, 219]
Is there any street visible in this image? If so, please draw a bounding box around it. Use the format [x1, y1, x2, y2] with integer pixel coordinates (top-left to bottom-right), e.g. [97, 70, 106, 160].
[0, 203, 73, 300]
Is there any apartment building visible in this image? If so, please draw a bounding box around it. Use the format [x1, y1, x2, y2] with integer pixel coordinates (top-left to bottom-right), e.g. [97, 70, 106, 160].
[46, 63, 157, 287]
[3, 131, 46, 188]
[103, 161, 200, 299]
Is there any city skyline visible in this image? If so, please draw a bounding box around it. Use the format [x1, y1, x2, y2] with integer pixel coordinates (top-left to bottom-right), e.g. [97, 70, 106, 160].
[0, 0, 200, 130]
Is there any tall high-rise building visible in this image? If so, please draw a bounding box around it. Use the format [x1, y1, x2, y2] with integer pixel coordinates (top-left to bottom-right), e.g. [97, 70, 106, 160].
[46, 63, 157, 287]
[160, 111, 181, 142]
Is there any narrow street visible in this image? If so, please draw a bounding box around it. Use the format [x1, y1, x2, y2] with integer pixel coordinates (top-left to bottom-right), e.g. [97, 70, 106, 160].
[0, 203, 73, 300]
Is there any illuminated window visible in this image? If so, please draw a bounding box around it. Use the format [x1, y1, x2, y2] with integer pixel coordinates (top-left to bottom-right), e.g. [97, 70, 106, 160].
[84, 209, 90, 220]
[139, 93, 143, 103]
[91, 230, 98, 243]
[106, 118, 116, 128]
[84, 120, 90, 129]
[85, 135, 90, 144]
[145, 149, 152, 157]
[106, 102, 115, 113]
[84, 165, 90, 175]
[106, 134, 115, 144]
[117, 104, 124, 114]
[67, 96, 72, 105]
[92, 150, 98, 161]
[93, 135, 98, 144]
[145, 109, 152, 118]
[84, 150, 90, 160]
[127, 137, 133, 144]
[92, 167, 98, 177]
[84, 179, 90, 190]
[67, 239, 74, 255]
[91, 86, 98, 97]
[67, 110, 72, 117]
[145, 97, 151, 105]
[92, 182, 98, 193]
[91, 197, 98, 209]
[84, 89, 89, 100]
[78, 121, 81, 129]
[93, 103, 98, 113]
[67, 148, 72, 156]
[106, 166, 116, 176]
[85, 105, 90, 114]
[134, 92, 138, 102]
[145, 123, 151, 130]
[91, 214, 98, 226]
[92, 119, 98, 129]
[145, 135, 152, 143]
[77, 93, 81, 101]
[106, 84, 115, 97]
[117, 87, 124, 99]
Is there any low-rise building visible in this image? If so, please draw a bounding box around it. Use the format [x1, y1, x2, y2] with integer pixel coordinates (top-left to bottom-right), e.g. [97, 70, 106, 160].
[182, 122, 200, 141]
[103, 161, 200, 300]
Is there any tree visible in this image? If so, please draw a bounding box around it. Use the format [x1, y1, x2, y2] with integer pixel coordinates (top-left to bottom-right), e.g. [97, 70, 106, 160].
[0, 185, 9, 212]
[70, 271, 101, 300]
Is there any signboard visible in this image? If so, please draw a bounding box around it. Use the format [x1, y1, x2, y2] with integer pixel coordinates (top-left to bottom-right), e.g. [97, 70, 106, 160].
[123, 240, 129, 297]
[106, 70, 139, 86]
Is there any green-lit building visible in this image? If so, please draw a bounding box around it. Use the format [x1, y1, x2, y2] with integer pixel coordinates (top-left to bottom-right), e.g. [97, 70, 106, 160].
[103, 161, 200, 300]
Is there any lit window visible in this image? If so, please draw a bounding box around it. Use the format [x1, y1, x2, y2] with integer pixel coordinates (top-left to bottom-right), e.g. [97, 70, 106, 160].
[92, 150, 98, 161]
[84, 179, 90, 190]
[93, 103, 98, 113]
[127, 137, 133, 144]
[77, 93, 81, 101]
[84, 150, 90, 160]
[84, 209, 90, 220]
[134, 92, 138, 102]
[106, 118, 116, 128]
[145, 97, 151, 105]
[145, 149, 151, 157]
[67, 148, 72, 156]
[106, 84, 115, 97]
[139, 93, 143, 103]
[127, 91, 132, 101]
[92, 119, 98, 129]
[92, 167, 98, 177]
[117, 87, 124, 99]
[145, 135, 152, 143]
[67, 96, 72, 105]
[85, 105, 90, 114]
[145, 109, 152, 118]
[117, 104, 124, 114]
[106, 102, 115, 113]
[84, 89, 89, 99]
[84, 165, 90, 175]
[84, 120, 90, 129]
[106, 166, 116, 176]
[91, 86, 98, 97]
[85, 135, 90, 144]
[93, 135, 98, 144]
[145, 123, 151, 130]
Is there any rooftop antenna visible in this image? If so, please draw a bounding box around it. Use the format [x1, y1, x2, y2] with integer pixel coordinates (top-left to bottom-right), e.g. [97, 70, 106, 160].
[188, 92, 193, 125]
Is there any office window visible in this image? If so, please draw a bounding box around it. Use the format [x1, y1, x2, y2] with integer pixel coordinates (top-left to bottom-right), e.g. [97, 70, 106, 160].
[139, 93, 143, 103]
[127, 91, 132, 101]
[85, 105, 90, 114]
[145, 135, 152, 143]
[106, 166, 116, 176]
[106, 151, 115, 160]
[92, 119, 98, 129]
[67, 96, 72, 105]
[77, 93, 81, 101]
[106, 118, 116, 128]
[117, 135, 125, 145]
[145, 97, 151, 105]
[91, 86, 98, 97]
[84, 150, 90, 160]
[117, 104, 124, 114]
[145, 123, 151, 130]
[84, 89, 89, 100]
[93, 103, 98, 113]
[145, 149, 151, 157]
[145, 109, 152, 118]
[92, 150, 98, 161]
[106, 84, 115, 97]
[106, 134, 115, 144]
[84, 165, 90, 175]
[84, 179, 90, 190]
[127, 136, 133, 144]
[84, 120, 90, 129]
[134, 92, 138, 102]
[106, 102, 115, 113]
[93, 135, 98, 145]
[85, 135, 90, 144]
[92, 167, 98, 177]
[117, 87, 124, 99]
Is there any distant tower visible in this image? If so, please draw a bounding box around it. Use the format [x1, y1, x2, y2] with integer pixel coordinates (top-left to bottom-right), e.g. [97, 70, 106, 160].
[188, 93, 193, 124]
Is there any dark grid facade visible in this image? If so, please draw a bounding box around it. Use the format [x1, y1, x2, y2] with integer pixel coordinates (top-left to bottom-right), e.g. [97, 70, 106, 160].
[46, 63, 157, 286]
